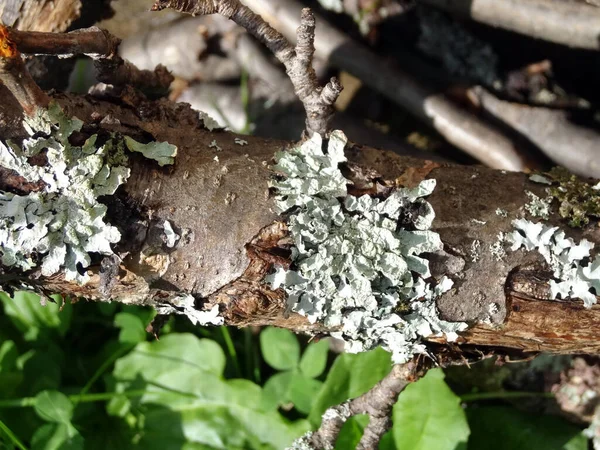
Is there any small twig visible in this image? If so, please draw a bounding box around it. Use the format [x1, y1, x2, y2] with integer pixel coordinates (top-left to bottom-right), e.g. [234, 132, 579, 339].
[241, 0, 528, 171]
[471, 86, 600, 178]
[299, 362, 418, 450]
[152, 0, 342, 137]
[3, 25, 173, 94]
[0, 28, 49, 115]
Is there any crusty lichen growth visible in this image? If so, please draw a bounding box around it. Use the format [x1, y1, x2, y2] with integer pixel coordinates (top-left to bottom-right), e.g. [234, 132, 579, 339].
[531, 167, 600, 227]
[0, 102, 177, 284]
[509, 218, 600, 307]
[0, 103, 130, 283]
[267, 131, 466, 363]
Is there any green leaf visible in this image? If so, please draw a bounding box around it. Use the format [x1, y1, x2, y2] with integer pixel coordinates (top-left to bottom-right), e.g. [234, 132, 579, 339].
[31, 423, 83, 450]
[259, 327, 300, 371]
[299, 339, 329, 378]
[22, 350, 62, 395]
[114, 312, 146, 344]
[0, 292, 71, 340]
[393, 369, 469, 450]
[33, 390, 73, 423]
[309, 347, 392, 426]
[111, 333, 309, 449]
[0, 341, 18, 373]
[289, 372, 323, 414]
[466, 406, 587, 450]
[262, 371, 294, 411]
[336, 415, 369, 450]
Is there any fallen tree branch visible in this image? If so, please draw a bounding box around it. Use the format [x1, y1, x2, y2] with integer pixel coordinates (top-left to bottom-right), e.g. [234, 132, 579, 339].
[240, 0, 529, 171]
[3, 25, 173, 94]
[0, 34, 50, 115]
[420, 0, 600, 50]
[471, 86, 600, 179]
[295, 362, 418, 450]
[152, 0, 342, 137]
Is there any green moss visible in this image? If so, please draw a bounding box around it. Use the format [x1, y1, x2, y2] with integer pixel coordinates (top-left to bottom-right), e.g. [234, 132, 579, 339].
[544, 167, 600, 228]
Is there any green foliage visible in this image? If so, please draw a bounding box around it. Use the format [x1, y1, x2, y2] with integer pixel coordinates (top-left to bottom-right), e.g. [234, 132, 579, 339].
[466, 406, 587, 450]
[260, 327, 328, 414]
[308, 346, 392, 426]
[393, 369, 469, 450]
[0, 292, 591, 449]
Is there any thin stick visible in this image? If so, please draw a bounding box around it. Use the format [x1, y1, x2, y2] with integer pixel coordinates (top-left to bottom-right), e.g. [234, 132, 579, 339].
[240, 0, 529, 171]
[152, 0, 342, 137]
[3, 25, 173, 94]
[299, 362, 418, 450]
[0, 27, 50, 115]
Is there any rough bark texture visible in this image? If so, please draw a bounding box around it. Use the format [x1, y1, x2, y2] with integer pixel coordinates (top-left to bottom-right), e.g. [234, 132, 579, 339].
[1, 86, 600, 358]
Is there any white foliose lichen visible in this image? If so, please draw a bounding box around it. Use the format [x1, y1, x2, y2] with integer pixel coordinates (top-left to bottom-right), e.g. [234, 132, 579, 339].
[155, 294, 223, 326]
[508, 218, 600, 307]
[585, 406, 600, 450]
[0, 103, 131, 284]
[267, 130, 466, 364]
[524, 190, 553, 219]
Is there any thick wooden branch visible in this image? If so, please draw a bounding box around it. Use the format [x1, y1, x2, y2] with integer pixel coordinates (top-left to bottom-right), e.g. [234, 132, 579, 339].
[1, 87, 599, 358]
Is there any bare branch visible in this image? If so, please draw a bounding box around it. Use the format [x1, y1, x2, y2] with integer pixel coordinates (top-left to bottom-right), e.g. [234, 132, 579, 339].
[421, 0, 600, 50]
[241, 0, 528, 171]
[0, 27, 49, 115]
[152, 0, 342, 137]
[4, 26, 173, 94]
[300, 362, 418, 450]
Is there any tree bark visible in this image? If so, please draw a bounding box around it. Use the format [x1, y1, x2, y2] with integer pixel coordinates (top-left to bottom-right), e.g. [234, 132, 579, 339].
[1, 86, 599, 358]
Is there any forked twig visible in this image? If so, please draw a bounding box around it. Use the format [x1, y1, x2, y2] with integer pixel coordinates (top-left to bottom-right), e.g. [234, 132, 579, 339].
[293, 362, 418, 450]
[152, 0, 342, 137]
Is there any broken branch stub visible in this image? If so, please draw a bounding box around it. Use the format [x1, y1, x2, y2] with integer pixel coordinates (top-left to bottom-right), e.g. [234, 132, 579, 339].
[152, 0, 342, 137]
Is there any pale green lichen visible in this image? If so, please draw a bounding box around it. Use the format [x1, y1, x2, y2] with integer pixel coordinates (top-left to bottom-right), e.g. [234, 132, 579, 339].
[124, 136, 177, 167]
[155, 294, 224, 326]
[525, 191, 553, 219]
[267, 130, 466, 364]
[508, 218, 599, 307]
[0, 103, 130, 283]
[1, 103, 178, 285]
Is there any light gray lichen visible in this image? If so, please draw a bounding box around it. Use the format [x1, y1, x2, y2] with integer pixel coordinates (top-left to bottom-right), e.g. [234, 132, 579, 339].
[124, 136, 177, 167]
[155, 294, 223, 326]
[495, 208, 508, 217]
[162, 220, 180, 248]
[529, 174, 552, 185]
[234, 138, 248, 146]
[524, 191, 553, 219]
[489, 232, 507, 261]
[508, 218, 600, 307]
[470, 239, 482, 262]
[0, 103, 130, 283]
[267, 130, 466, 364]
[209, 140, 222, 152]
[199, 111, 221, 131]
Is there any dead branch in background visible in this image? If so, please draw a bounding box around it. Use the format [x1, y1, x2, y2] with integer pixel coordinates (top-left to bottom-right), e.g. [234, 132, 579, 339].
[152, 0, 342, 137]
[0, 32, 50, 115]
[421, 0, 600, 50]
[4, 25, 173, 94]
[471, 87, 600, 179]
[241, 0, 529, 172]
